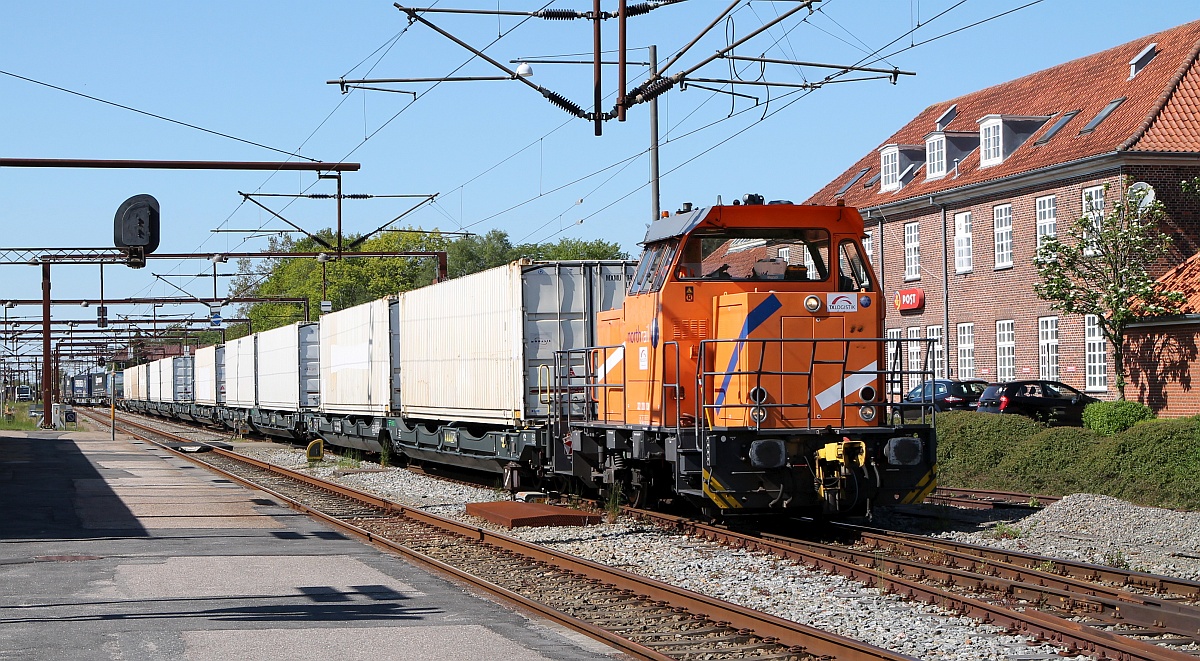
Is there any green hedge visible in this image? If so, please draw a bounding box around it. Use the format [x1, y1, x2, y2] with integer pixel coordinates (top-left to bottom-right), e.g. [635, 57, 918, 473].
[935, 411, 1200, 509]
[1081, 400, 1155, 436]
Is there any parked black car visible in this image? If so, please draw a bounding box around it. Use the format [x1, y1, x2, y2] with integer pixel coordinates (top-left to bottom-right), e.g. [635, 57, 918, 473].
[893, 379, 989, 424]
[975, 380, 1100, 426]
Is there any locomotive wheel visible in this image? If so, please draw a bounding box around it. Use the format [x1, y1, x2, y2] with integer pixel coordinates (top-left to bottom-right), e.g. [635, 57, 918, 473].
[627, 469, 659, 509]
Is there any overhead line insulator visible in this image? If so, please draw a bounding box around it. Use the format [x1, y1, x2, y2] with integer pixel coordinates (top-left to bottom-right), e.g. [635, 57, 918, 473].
[536, 9, 583, 20]
[631, 77, 675, 104]
[541, 89, 587, 118]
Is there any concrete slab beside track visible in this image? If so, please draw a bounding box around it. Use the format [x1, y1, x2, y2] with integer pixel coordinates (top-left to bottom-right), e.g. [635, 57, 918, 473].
[0, 429, 622, 661]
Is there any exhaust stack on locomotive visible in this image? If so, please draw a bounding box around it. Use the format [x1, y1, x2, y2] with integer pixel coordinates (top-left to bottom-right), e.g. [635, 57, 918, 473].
[554, 196, 936, 515]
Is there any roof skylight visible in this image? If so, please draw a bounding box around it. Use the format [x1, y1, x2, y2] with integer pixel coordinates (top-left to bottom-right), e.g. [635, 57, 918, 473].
[1079, 98, 1126, 134]
[836, 168, 870, 196]
[1034, 110, 1080, 145]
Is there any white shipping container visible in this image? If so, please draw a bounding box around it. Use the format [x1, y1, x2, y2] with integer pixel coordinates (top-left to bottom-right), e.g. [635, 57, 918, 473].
[225, 335, 257, 408]
[257, 322, 320, 411]
[397, 260, 636, 425]
[164, 356, 194, 403]
[194, 346, 225, 406]
[122, 366, 137, 401]
[319, 298, 398, 415]
[147, 359, 163, 403]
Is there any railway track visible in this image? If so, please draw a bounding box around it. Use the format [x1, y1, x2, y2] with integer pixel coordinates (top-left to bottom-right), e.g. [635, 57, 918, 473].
[626, 508, 1200, 660]
[87, 408, 1200, 658]
[926, 487, 1061, 510]
[79, 408, 913, 661]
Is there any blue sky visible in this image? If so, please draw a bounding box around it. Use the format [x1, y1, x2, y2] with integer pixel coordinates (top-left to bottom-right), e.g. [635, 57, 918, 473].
[0, 1, 1195, 351]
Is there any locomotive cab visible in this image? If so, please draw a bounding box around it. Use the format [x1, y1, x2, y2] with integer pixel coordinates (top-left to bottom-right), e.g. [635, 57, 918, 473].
[556, 198, 936, 516]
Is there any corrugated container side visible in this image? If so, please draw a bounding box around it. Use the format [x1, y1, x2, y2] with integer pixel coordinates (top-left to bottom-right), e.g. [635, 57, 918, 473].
[225, 335, 257, 408]
[170, 356, 194, 403]
[194, 346, 218, 406]
[256, 322, 318, 411]
[319, 298, 394, 415]
[398, 262, 524, 424]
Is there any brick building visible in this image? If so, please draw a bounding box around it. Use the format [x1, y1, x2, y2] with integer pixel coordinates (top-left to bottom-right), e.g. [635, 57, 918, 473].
[805, 19, 1200, 412]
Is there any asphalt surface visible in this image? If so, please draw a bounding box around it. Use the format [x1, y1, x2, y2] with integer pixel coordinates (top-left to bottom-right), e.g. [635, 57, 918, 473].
[0, 429, 621, 661]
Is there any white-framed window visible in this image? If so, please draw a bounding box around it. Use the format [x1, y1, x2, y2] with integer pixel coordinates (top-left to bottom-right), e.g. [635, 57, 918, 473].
[863, 230, 874, 265]
[904, 222, 920, 280]
[996, 320, 1015, 382]
[957, 323, 975, 379]
[927, 325, 944, 379]
[1036, 195, 1057, 249]
[886, 328, 903, 394]
[880, 147, 900, 192]
[1085, 314, 1107, 391]
[993, 204, 1013, 269]
[777, 246, 791, 262]
[980, 117, 1003, 167]
[1038, 316, 1059, 380]
[954, 211, 973, 273]
[1083, 186, 1105, 257]
[908, 327, 923, 390]
[926, 135, 946, 179]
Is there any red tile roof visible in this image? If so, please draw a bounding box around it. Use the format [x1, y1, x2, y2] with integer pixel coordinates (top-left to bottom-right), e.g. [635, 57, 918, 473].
[807, 20, 1200, 208]
[1155, 249, 1200, 314]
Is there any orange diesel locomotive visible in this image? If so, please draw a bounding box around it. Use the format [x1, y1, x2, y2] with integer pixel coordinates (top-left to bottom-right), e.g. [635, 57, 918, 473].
[553, 196, 935, 516]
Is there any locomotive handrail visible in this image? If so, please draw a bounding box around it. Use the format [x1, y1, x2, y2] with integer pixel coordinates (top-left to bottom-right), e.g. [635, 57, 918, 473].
[695, 336, 937, 432]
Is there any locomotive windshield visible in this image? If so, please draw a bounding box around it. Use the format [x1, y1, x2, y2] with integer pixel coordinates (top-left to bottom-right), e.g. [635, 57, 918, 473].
[677, 228, 831, 282]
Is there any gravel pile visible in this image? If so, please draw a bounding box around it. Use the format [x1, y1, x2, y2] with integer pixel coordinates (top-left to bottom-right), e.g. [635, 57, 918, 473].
[238, 445, 1069, 660]
[934, 493, 1200, 581]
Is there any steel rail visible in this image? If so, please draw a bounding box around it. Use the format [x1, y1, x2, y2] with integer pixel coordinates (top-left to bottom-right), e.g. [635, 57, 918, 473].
[926, 487, 1061, 508]
[84, 410, 913, 661]
[624, 508, 1199, 661]
[839, 523, 1200, 599]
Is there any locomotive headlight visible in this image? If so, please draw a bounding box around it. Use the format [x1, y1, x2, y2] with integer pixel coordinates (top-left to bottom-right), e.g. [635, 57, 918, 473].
[804, 295, 822, 312]
[859, 405, 877, 422]
[859, 385, 876, 402]
[749, 386, 769, 405]
[749, 406, 768, 423]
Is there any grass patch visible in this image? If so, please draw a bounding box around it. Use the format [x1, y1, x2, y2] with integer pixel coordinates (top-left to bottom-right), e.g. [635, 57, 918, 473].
[0, 401, 42, 431]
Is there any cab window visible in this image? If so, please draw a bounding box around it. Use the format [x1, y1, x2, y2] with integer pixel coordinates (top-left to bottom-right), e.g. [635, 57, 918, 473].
[837, 240, 874, 292]
[629, 240, 679, 295]
[677, 228, 830, 281]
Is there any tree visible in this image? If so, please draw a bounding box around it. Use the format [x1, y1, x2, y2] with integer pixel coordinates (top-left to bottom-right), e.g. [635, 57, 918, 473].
[1034, 179, 1185, 399]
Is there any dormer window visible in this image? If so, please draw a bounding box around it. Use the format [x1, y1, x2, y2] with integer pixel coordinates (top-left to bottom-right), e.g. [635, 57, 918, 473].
[1129, 43, 1157, 79]
[979, 117, 1003, 167]
[926, 134, 947, 179]
[880, 147, 900, 191]
[878, 144, 925, 192]
[977, 114, 1051, 168]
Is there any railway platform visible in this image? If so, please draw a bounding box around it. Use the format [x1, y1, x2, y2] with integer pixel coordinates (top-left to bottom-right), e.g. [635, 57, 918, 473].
[0, 429, 621, 661]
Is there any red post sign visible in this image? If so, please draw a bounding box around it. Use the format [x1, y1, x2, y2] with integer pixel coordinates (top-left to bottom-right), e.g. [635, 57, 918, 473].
[894, 288, 925, 312]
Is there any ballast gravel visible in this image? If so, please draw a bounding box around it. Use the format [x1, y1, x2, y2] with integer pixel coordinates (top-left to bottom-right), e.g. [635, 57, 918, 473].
[241, 445, 1091, 660]
[930, 493, 1200, 581]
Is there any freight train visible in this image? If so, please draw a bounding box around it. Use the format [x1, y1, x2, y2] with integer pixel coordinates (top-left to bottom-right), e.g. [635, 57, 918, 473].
[120, 197, 937, 516]
[61, 371, 115, 407]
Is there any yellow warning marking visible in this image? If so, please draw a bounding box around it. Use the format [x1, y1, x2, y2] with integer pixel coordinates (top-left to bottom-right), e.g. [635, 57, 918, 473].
[702, 470, 742, 509]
